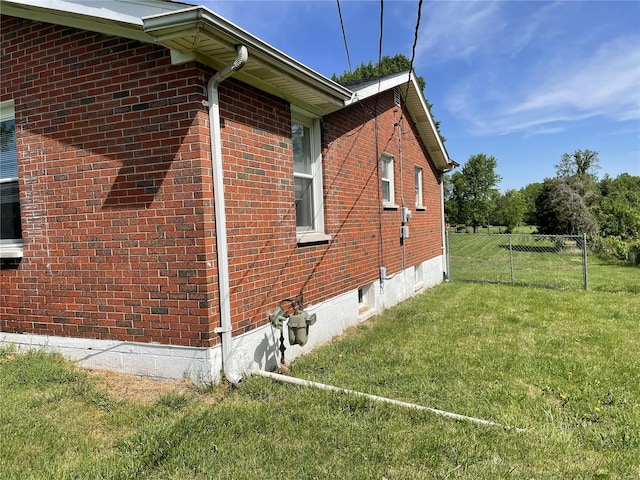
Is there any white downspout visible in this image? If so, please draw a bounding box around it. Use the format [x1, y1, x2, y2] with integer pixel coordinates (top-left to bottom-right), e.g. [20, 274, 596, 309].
[440, 176, 448, 280]
[208, 45, 248, 384]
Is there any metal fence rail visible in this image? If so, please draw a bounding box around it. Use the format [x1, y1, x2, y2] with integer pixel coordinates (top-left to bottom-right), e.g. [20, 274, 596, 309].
[446, 233, 588, 290]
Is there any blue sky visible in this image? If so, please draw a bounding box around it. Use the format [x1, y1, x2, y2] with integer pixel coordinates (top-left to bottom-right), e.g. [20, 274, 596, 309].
[198, 0, 640, 192]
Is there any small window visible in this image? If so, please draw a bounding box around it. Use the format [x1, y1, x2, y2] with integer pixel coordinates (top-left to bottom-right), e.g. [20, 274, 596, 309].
[358, 282, 374, 315]
[414, 166, 424, 208]
[380, 153, 394, 205]
[0, 100, 22, 258]
[292, 110, 324, 236]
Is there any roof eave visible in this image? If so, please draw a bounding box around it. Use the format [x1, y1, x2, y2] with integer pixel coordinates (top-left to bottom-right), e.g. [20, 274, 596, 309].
[142, 6, 352, 116]
[403, 74, 452, 172]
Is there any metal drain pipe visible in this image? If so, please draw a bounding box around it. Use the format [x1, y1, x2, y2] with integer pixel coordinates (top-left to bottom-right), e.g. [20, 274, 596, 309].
[253, 370, 525, 432]
[208, 45, 248, 384]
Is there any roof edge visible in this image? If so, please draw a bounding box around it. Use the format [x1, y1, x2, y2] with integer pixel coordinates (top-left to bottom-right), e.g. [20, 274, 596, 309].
[142, 6, 353, 103]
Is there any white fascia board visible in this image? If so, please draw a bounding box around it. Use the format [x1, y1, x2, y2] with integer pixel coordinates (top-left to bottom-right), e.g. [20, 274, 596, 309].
[404, 73, 451, 168]
[343, 71, 411, 106]
[2, 0, 185, 24]
[1, 0, 187, 42]
[3, 0, 135, 25]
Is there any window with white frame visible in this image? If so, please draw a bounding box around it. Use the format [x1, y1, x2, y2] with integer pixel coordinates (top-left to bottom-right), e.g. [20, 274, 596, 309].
[292, 111, 324, 235]
[0, 100, 22, 257]
[414, 166, 424, 208]
[380, 153, 395, 205]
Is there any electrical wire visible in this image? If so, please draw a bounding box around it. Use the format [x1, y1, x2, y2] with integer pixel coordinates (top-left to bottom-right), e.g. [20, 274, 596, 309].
[336, 0, 352, 73]
[376, 0, 384, 92]
[403, 0, 424, 101]
[408, 0, 423, 78]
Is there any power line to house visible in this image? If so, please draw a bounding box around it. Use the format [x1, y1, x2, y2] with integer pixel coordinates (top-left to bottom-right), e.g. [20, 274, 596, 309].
[336, 0, 352, 73]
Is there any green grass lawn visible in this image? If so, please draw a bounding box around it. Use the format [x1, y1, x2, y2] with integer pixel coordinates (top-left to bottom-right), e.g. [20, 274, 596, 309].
[1, 262, 639, 479]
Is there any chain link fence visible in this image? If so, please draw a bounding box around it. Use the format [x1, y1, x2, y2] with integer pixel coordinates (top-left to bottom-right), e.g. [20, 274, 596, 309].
[446, 233, 588, 290]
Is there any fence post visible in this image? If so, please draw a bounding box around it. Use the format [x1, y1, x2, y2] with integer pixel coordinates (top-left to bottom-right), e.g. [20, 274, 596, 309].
[509, 234, 514, 284]
[582, 233, 588, 290]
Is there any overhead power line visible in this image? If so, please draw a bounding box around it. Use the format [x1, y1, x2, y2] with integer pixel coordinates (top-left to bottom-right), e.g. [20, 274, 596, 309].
[377, 0, 384, 80]
[336, 0, 352, 73]
[408, 0, 423, 76]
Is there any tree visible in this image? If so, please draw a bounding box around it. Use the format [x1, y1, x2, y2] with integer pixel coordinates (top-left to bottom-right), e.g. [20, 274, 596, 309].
[555, 149, 600, 180]
[332, 54, 444, 142]
[332, 54, 426, 90]
[535, 177, 597, 236]
[444, 171, 470, 227]
[493, 190, 526, 233]
[518, 182, 542, 226]
[595, 173, 640, 240]
[534, 150, 604, 237]
[460, 154, 501, 233]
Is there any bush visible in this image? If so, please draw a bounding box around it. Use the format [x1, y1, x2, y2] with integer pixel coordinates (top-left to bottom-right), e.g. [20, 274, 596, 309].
[591, 236, 629, 262]
[591, 235, 640, 266]
[627, 240, 640, 266]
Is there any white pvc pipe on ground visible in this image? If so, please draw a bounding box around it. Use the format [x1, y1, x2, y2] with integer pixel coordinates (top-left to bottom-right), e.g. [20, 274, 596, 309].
[253, 370, 525, 433]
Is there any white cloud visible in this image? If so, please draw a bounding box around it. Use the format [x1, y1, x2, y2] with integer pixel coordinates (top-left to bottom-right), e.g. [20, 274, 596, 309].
[507, 37, 640, 122]
[442, 16, 640, 137]
[417, 0, 504, 62]
[416, 1, 564, 64]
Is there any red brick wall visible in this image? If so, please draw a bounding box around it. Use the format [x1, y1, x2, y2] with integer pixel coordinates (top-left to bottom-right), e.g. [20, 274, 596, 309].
[219, 89, 444, 335]
[0, 17, 218, 347]
[1, 16, 444, 345]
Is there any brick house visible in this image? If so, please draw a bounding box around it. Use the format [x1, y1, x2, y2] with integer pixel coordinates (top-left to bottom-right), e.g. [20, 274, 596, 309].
[0, 0, 454, 383]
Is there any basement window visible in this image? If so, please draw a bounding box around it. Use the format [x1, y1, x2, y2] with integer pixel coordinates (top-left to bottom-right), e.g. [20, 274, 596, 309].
[358, 282, 374, 315]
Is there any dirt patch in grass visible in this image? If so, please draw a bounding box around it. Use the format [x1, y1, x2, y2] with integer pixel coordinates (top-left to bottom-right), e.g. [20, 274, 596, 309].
[83, 368, 198, 403]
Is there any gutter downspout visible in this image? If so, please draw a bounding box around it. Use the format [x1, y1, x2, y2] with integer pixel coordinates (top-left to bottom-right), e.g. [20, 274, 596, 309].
[440, 178, 448, 280]
[208, 45, 248, 384]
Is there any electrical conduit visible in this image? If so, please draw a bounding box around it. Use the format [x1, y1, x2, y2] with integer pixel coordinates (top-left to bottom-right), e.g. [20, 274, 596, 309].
[208, 45, 248, 384]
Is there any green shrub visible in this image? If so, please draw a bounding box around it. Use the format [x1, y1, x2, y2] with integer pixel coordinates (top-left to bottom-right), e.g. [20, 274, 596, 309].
[591, 235, 629, 262]
[627, 240, 640, 266]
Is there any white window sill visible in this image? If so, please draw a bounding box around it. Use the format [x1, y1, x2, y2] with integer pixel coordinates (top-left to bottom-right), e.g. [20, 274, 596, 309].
[383, 203, 399, 210]
[0, 244, 24, 258]
[416, 206, 426, 211]
[297, 232, 332, 245]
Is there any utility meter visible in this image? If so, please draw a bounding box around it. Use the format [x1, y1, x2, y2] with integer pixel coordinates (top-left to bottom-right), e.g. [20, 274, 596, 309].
[401, 207, 412, 223]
